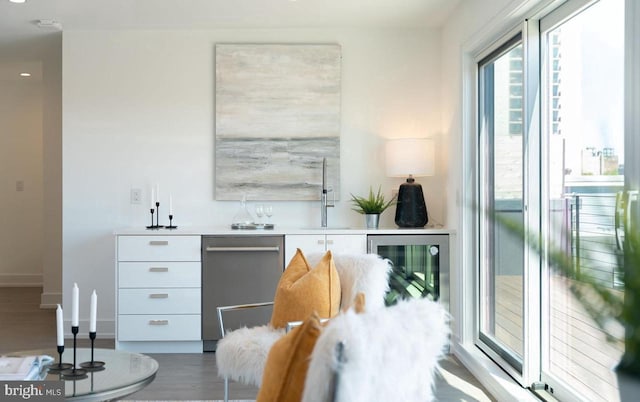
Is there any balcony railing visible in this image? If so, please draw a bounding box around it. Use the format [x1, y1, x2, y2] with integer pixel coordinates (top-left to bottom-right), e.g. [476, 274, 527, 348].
[566, 193, 623, 290]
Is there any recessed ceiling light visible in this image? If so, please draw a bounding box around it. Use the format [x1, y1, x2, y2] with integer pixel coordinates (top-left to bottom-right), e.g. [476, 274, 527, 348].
[20, 72, 31, 77]
[9, 0, 27, 4]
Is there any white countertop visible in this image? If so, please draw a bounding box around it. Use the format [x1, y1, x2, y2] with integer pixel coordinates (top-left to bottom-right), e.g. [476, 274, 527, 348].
[114, 225, 454, 236]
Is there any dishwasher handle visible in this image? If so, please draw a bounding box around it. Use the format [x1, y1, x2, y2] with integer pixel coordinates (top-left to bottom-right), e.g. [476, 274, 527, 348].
[205, 246, 280, 253]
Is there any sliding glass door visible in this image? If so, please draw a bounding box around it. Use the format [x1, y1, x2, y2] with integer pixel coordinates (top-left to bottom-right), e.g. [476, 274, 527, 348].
[540, 1, 625, 400]
[477, 33, 527, 379]
[476, 0, 626, 399]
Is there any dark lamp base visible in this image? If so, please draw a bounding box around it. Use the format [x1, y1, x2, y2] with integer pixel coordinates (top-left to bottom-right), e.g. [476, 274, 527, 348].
[394, 180, 428, 228]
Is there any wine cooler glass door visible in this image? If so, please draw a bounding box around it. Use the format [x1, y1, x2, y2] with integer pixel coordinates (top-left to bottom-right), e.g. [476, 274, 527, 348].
[368, 234, 449, 307]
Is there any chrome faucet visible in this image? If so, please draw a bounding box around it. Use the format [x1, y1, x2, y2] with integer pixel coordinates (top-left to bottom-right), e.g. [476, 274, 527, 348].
[321, 157, 335, 227]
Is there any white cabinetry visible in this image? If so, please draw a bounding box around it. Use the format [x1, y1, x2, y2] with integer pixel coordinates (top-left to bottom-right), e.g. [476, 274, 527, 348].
[116, 235, 202, 353]
[284, 234, 367, 265]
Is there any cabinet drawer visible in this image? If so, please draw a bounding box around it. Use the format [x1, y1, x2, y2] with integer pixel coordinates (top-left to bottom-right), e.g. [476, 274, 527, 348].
[326, 234, 367, 255]
[118, 262, 201, 288]
[118, 235, 201, 261]
[118, 288, 201, 314]
[118, 314, 201, 341]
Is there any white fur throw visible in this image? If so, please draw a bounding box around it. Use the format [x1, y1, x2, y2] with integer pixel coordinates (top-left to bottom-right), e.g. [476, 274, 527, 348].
[216, 253, 392, 389]
[216, 325, 285, 387]
[306, 252, 392, 311]
[301, 298, 450, 402]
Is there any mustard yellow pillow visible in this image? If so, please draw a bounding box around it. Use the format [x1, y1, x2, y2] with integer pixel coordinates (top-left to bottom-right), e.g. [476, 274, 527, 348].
[257, 313, 322, 402]
[270, 249, 341, 329]
[352, 292, 366, 314]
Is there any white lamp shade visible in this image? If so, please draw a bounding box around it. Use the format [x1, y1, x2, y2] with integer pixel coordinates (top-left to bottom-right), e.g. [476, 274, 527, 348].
[385, 138, 434, 177]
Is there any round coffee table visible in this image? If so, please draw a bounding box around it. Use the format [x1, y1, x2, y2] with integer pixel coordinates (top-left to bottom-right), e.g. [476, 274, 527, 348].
[23, 348, 158, 401]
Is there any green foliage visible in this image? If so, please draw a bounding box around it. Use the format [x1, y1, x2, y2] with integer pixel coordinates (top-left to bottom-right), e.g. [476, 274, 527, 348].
[350, 186, 396, 215]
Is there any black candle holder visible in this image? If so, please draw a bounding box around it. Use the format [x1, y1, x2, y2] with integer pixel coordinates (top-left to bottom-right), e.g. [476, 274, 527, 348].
[80, 332, 105, 370]
[155, 202, 165, 228]
[166, 214, 178, 229]
[61, 326, 87, 379]
[146, 208, 156, 229]
[47, 345, 72, 373]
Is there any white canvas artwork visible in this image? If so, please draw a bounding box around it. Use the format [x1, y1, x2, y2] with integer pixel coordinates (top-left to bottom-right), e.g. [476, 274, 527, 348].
[215, 44, 341, 201]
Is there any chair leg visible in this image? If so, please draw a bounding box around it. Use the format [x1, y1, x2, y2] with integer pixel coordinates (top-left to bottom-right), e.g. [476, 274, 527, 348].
[224, 375, 229, 402]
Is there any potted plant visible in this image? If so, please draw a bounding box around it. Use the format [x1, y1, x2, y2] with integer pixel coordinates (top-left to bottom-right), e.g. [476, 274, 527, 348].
[350, 186, 396, 229]
[492, 204, 640, 399]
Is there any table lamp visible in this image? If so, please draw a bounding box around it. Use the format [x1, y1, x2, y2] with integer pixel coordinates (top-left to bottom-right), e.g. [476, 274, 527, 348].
[385, 138, 434, 227]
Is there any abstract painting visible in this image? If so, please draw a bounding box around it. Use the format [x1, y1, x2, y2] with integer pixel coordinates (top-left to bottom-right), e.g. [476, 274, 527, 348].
[215, 44, 341, 201]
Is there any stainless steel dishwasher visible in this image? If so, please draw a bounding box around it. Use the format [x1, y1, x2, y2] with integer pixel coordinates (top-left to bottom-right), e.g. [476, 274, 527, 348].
[202, 235, 284, 351]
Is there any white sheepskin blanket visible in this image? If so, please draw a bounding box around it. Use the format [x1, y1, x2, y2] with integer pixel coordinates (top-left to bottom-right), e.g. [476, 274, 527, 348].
[302, 297, 450, 402]
[216, 325, 285, 387]
[216, 252, 392, 388]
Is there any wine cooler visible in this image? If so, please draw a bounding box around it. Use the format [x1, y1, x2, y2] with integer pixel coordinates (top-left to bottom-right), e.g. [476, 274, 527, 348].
[368, 234, 449, 309]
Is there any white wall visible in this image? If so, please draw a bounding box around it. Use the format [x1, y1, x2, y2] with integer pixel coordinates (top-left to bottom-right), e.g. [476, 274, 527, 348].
[0, 76, 44, 286]
[62, 27, 442, 333]
[41, 34, 63, 308]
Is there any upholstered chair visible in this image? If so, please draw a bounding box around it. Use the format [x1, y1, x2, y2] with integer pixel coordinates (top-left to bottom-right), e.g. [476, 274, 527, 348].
[215, 252, 392, 402]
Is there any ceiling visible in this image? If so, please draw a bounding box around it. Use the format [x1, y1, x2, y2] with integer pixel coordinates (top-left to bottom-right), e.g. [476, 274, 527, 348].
[0, 0, 462, 80]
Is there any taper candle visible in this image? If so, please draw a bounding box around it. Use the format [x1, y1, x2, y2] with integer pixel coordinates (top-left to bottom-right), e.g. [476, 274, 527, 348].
[56, 304, 64, 346]
[169, 194, 173, 215]
[151, 187, 155, 209]
[90, 290, 97, 333]
[72, 283, 79, 327]
[156, 184, 160, 203]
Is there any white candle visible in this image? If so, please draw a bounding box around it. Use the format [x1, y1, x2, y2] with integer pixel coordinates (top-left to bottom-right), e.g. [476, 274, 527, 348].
[90, 290, 97, 333]
[72, 283, 79, 327]
[156, 184, 160, 204]
[169, 194, 173, 215]
[151, 187, 155, 209]
[56, 304, 64, 346]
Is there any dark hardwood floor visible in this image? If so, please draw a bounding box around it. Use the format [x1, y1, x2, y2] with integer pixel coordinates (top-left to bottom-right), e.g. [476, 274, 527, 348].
[0, 287, 495, 401]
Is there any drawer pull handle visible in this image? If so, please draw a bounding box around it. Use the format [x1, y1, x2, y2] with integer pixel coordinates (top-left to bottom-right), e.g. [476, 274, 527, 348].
[317, 240, 325, 245]
[206, 246, 280, 252]
[149, 320, 169, 325]
[149, 267, 169, 272]
[149, 240, 169, 246]
[149, 293, 169, 299]
[327, 240, 334, 245]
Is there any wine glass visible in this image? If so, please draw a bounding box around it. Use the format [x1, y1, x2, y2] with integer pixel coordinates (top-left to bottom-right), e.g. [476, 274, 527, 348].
[255, 205, 264, 224]
[264, 205, 273, 223]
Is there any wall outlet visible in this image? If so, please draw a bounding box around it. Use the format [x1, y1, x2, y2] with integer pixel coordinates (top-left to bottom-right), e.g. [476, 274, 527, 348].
[130, 188, 142, 204]
[16, 180, 24, 192]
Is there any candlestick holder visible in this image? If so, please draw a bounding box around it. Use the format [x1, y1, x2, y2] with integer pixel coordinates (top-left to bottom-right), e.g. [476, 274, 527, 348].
[155, 202, 165, 228]
[61, 326, 87, 379]
[166, 214, 178, 229]
[146, 208, 156, 229]
[47, 345, 73, 373]
[80, 332, 105, 369]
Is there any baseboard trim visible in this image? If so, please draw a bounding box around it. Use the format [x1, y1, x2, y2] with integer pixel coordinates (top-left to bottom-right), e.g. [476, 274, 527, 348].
[40, 291, 62, 309]
[0, 273, 42, 287]
[116, 341, 203, 353]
